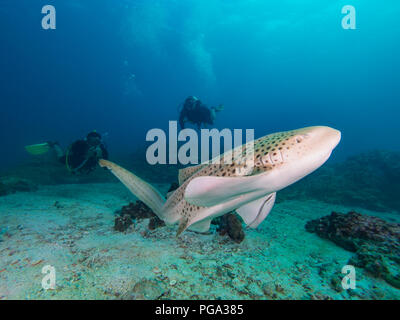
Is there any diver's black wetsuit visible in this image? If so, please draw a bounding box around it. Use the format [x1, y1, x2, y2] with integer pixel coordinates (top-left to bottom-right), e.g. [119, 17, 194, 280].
[59, 140, 108, 174]
[179, 100, 214, 129]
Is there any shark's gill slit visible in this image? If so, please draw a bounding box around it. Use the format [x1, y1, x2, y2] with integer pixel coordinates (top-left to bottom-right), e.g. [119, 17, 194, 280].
[279, 150, 284, 162]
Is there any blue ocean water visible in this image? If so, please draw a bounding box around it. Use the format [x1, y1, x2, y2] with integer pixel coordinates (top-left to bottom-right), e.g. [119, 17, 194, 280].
[0, 0, 399, 301]
[0, 0, 399, 167]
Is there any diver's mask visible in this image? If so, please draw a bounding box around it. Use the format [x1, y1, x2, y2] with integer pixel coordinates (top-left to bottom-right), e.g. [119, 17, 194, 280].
[184, 96, 199, 110]
[86, 131, 102, 147]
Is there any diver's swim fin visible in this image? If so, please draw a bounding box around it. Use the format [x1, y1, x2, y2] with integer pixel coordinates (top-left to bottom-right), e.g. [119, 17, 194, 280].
[25, 143, 51, 155]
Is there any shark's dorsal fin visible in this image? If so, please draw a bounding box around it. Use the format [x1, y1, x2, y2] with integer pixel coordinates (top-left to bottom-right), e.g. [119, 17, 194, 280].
[236, 192, 276, 228]
[184, 174, 267, 207]
[178, 164, 206, 185]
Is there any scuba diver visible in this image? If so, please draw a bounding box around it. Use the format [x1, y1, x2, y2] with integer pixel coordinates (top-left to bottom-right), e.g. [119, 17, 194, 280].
[25, 131, 108, 175]
[178, 96, 224, 129]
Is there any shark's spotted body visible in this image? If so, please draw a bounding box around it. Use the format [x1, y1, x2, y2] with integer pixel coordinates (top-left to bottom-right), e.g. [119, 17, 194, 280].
[99, 126, 341, 235]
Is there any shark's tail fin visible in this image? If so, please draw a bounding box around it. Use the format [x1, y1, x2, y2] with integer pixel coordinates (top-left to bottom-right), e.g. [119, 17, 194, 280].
[99, 159, 166, 219]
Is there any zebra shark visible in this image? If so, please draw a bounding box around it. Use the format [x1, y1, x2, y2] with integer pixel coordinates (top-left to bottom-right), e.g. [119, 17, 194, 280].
[99, 126, 341, 236]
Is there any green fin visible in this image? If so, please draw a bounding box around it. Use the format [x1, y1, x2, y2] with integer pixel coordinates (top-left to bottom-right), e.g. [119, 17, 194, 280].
[25, 143, 51, 155]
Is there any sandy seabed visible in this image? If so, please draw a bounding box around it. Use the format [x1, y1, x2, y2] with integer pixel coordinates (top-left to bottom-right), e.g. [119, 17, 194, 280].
[0, 183, 399, 300]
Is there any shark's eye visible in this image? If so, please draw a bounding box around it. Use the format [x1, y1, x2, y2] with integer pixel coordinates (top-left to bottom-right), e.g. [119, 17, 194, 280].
[295, 136, 304, 143]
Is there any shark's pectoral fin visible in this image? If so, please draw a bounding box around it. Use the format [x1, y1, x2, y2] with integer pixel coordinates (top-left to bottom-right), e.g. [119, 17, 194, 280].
[236, 192, 276, 228]
[178, 164, 206, 185]
[184, 175, 264, 207]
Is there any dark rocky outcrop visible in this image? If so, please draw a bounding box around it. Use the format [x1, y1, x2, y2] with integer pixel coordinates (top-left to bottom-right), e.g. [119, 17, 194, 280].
[0, 177, 38, 196]
[114, 214, 133, 232]
[117, 201, 156, 220]
[215, 213, 245, 243]
[148, 216, 166, 230]
[306, 211, 400, 288]
[115, 201, 165, 231]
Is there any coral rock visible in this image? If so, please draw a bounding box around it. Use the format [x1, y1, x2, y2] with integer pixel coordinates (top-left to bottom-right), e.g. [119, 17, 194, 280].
[148, 216, 166, 230]
[115, 201, 166, 231]
[217, 213, 245, 243]
[306, 211, 400, 288]
[0, 177, 38, 196]
[118, 201, 156, 220]
[114, 214, 133, 232]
